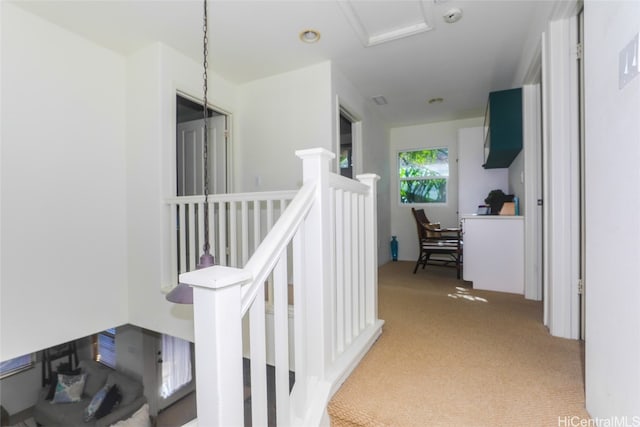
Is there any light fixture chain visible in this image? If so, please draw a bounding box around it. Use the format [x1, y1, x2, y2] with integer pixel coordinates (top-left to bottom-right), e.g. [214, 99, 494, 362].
[202, 0, 210, 253]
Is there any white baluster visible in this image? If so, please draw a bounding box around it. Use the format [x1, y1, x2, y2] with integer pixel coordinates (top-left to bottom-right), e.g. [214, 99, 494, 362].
[343, 190, 353, 345]
[188, 203, 197, 271]
[291, 227, 307, 417]
[218, 201, 227, 266]
[253, 200, 261, 253]
[178, 203, 187, 273]
[350, 191, 359, 337]
[358, 193, 366, 331]
[241, 200, 249, 265]
[274, 249, 290, 426]
[229, 202, 237, 267]
[334, 188, 345, 354]
[170, 203, 178, 282]
[357, 174, 380, 324]
[249, 284, 268, 424]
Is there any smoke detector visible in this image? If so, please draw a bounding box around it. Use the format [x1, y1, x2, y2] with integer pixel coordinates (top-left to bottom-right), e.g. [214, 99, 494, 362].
[443, 8, 463, 23]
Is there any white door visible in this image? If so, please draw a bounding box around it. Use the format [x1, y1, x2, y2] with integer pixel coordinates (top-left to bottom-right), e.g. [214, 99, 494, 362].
[176, 115, 226, 197]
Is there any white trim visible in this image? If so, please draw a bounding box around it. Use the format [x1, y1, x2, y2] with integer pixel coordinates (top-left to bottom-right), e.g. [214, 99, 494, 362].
[541, 16, 581, 339]
[523, 84, 543, 301]
[336, 100, 363, 178]
[338, 0, 433, 47]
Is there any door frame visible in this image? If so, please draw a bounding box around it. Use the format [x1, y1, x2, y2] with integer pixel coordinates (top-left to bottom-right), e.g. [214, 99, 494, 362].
[335, 99, 362, 177]
[175, 91, 232, 194]
[540, 15, 581, 339]
[522, 84, 543, 302]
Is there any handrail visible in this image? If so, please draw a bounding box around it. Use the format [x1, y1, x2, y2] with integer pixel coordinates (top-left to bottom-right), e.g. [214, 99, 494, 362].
[240, 181, 316, 315]
[165, 189, 297, 204]
[328, 173, 369, 194]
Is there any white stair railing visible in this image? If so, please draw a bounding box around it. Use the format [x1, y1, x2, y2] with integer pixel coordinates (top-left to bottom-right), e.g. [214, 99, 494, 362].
[165, 190, 296, 284]
[177, 148, 384, 426]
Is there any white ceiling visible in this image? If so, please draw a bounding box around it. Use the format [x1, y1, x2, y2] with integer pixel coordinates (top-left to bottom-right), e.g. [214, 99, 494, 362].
[11, 0, 561, 126]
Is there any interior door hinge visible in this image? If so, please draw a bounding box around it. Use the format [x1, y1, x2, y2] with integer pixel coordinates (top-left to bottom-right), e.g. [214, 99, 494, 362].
[574, 43, 583, 60]
[577, 279, 584, 294]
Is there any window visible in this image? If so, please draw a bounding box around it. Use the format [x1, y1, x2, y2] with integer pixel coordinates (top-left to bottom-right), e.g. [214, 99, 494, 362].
[95, 328, 116, 369]
[398, 148, 449, 204]
[160, 334, 192, 398]
[0, 353, 34, 379]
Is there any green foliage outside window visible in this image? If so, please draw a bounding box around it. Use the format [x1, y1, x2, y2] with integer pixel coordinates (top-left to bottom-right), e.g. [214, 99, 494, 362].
[398, 148, 448, 203]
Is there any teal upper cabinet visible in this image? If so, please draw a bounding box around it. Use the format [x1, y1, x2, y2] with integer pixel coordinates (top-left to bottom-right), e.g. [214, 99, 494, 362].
[483, 88, 522, 169]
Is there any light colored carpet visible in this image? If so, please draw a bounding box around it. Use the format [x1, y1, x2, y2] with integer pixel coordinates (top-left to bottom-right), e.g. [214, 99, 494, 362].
[328, 262, 589, 427]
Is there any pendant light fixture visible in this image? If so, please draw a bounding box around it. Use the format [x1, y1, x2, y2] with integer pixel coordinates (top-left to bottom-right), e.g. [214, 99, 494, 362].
[166, 0, 214, 304]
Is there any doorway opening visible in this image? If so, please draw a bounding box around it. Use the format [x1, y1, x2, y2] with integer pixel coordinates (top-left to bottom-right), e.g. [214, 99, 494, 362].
[339, 112, 353, 178]
[176, 94, 228, 197]
[338, 106, 361, 179]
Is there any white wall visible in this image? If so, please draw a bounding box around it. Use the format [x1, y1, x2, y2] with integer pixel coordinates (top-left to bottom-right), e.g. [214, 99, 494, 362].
[457, 127, 509, 218]
[235, 62, 333, 193]
[331, 66, 391, 265]
[508, 151, 525, 208]
[125, 43, 238, 344]
[390, 117, 483, 261]
[584, 0, 640, 419]
[1, 3, 128, 360]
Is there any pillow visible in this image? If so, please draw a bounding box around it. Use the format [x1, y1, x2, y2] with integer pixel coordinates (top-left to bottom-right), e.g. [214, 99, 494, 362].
[425, 222, 442, 238]
[46, 367, 82, 400]
[106, 371, 142, 406]
[51, 373, 86, 403]
[95, 384, 122, 419]
[84, 383, 111, 421]
[108, 403, 151, 427]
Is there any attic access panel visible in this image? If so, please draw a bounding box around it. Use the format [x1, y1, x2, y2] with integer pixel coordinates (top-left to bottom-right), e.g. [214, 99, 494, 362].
[339, 0, 434, 47]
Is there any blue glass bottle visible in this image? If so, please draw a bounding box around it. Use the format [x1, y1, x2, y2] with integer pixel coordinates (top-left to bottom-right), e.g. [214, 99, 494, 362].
[390, 236, 398, 261]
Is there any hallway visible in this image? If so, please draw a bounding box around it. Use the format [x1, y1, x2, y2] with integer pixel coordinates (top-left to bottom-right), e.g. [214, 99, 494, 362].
[329, 262, 589, 426]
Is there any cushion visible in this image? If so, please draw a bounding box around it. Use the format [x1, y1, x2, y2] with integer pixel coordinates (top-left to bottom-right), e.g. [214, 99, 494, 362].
[79, 360, 111, 397]
[46, 366, 82, 400]
[425, 222, 442, 238]
[95, 384, 122, 419]
[106, 371, 142, 406]
[51, 373, 86, 403]
[83, 383, 111, 421]
[108, 403, 151, 427]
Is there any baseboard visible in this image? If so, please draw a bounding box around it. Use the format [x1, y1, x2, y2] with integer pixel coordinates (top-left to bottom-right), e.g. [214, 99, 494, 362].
[327, 320, 385, 397]
[294, 320, 385, 427]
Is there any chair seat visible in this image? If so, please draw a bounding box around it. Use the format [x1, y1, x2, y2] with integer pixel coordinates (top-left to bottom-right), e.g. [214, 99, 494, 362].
[421, 239, 459, 247]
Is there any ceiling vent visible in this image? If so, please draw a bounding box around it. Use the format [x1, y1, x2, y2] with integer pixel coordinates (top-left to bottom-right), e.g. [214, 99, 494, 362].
[372, 96, 388, 106]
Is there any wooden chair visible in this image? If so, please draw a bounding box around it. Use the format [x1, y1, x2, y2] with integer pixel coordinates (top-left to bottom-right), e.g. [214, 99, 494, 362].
[411, 208, 463, 279]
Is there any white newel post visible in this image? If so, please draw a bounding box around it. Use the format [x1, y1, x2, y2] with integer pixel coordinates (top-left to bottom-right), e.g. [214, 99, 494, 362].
[295, 148, 334, 381]
[357, 174, 380, 324]
[179, 266, 253, 427]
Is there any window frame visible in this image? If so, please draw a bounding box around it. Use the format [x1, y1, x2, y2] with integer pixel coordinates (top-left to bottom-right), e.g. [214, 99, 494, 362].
[94, 328, 116, 369]
[0, 353, 35, 379]
[397, 147, 450, 205]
